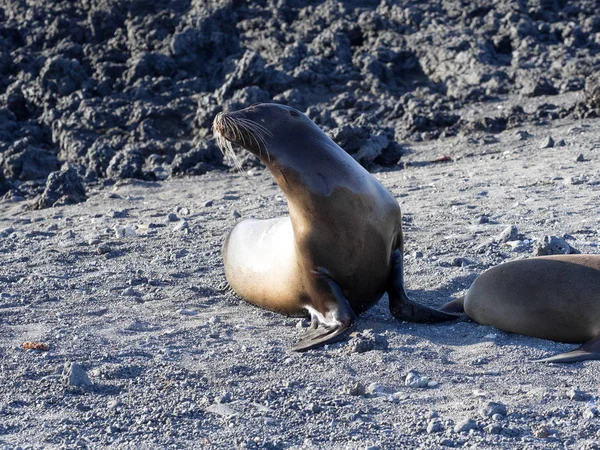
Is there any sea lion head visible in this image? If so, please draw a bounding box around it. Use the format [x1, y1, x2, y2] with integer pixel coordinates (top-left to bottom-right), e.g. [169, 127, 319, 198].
[213, 103, 318, 165]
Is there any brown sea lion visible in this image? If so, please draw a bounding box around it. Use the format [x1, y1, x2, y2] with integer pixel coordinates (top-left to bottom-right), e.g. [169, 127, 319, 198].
[213, 103, 457, 351]
[443, 254, 600, 363]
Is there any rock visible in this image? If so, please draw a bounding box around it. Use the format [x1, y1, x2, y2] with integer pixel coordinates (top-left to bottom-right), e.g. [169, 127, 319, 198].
[340, 382, 365, 396]
[167, 213, 178, 222]
[454, 418, 478, 433]
[427, 420, 443, 434]
[575, 153, 586, 162]
[532, 425, 550, 438]
[173, 220, 189, 232]
[566, 388, 589, 401]
[34, 165, 87, 209]
[178, 308, 198, 316]
[533, 235, 579, 256]
[346, 329, 388, 353]
[539, 136, 555, 149]
[62, 362, 92, 387]
[479, 402, 507, 418]
[405, 370, 430, 389]
[495, 225, 518, 243]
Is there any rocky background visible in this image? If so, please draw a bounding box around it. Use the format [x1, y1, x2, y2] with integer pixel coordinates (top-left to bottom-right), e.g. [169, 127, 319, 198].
[2, 1, 600, 449]
[1, 0, 600, 207]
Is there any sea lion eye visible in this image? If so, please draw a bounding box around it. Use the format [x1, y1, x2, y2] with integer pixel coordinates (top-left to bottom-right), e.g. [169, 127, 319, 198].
[289, 110, 299, 117]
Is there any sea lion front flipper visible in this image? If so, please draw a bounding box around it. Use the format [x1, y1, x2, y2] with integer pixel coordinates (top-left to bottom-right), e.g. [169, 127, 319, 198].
[387, 250, 459, 323]
[533, 333, 600, 363]
[291, 272, 356, 352]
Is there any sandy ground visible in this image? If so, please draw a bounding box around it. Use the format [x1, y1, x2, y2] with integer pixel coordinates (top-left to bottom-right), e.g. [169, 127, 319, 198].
[1, 115, 600, 449]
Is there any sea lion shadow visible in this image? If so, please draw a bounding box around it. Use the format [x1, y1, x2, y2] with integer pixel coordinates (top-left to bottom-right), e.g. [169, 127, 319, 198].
[358, 273, 491, 348]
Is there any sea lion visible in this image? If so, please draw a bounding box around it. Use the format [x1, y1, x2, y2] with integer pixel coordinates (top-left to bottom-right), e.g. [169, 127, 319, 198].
[442, 254, 600, 363]
[213, 103, 457, 351]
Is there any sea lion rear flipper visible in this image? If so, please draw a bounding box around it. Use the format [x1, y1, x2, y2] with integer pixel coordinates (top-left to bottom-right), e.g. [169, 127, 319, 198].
[440, 297, 465, 314]
[291, 272, 356, 352]
[387, 250, 459, 323]
[534, 333, 600, 363]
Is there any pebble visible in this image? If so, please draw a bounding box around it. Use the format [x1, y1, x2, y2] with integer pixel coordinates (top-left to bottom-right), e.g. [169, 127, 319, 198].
[62, 362, 92, 387]
[340, 383, 365, 396]
[204, 200, 214, 207]
[218, 392, 232, 404]
[575, 153, 586, 162]
[484, 423, 502, 435]
[427, 420, 443, 434]
[405, 370, 430, 389]
[495, 225, 518, 243]
[96, 244, 111, 255]
[167, 213, 179, 222]
[172, 220, 189, 232]
[107, 400, 121, 410]
[178, 308, 198, 316]
[114, 224, 136, 238]
[566, 388, 589, 401]
[539, 136, 554, 148]
[122, 287, 138, 297]
[232, 209, 241, 219]
[365, 383, 388, 396]
[479, 401, 507, 418]
[532, 425, 549, 438]
[533, 235, 578, 256]
[583, 408, 598, 420]
[346, 329, 388, 353]
[454, 418, 478, 433]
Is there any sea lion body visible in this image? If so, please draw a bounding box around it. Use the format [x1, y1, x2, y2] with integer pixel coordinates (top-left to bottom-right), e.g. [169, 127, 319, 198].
[214, 103, 456, 350]
[445, 255, 600, 363]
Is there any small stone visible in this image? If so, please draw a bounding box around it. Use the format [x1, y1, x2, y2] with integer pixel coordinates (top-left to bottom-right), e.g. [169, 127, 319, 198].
[484, 423, 502, 435]
[477, 215, 490, 224]
[515, 130, 533, 141]
[540, 136, 554, 148]
[479, 401, 507, 418]
[583, 408, 598, 420]
[340, 382, 365, 396]
[575, 153, 586, 162]
[178, 308, 198, 316]
[204, 200, 214, 207]
[62, 362, 92, 387]
[405, 370, 430, 388]
[218, 392, 232, 403]
[232, 209, 241, 219]
[566, 388, 589, 401]
[555, 139, 566, 146]
[495, 225, 518, 243]
[167, 213, 179, 222]
[365, 382, 388, 396]
[346, 329, 388, 353]
[454, 418, 478, 433]
[122, 287, 138, 297]
[107, 400, 121, 410]
[532, 425, 549, 438]
[533, 235, 579, 256]
[451, 257, 472, 267]
[173, 220, 189, 232]
[491, 413, 504, 421]
[96, 244, 110, 255]
[427, 420, 443, 434]
[113, 224, 136, 238]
